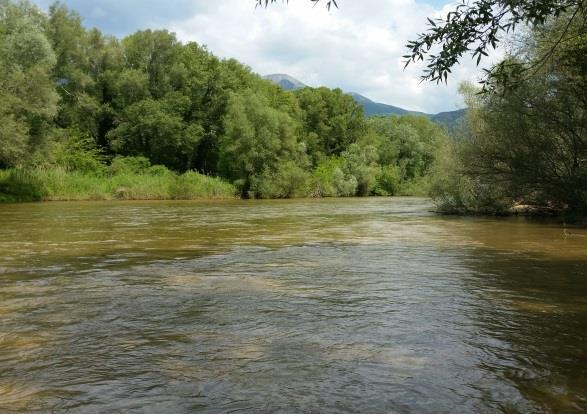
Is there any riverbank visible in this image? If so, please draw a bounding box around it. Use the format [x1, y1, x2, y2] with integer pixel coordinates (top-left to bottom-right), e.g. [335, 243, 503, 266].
[2, 168, 584, 226]
[0, 168, 237, 202]
[0, 157, 429, 203]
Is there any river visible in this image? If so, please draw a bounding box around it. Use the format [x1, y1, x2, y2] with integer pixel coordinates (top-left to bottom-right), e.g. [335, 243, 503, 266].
[0, 198, 586, 413]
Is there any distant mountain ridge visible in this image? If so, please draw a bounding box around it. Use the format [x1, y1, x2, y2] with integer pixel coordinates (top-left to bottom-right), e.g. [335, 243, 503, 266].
[262, 74, 306, 91]
[262, 73, 466, 129]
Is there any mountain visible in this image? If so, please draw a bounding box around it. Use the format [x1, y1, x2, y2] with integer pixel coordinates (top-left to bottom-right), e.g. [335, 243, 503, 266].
[262, 74, 306, 91]
[349, 92, 428, 118]
[431, 109, 467, 131]
[263, 73, 466, 129]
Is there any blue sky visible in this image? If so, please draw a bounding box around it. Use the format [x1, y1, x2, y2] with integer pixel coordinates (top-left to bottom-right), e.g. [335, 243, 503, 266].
[32, 0, 500, 113]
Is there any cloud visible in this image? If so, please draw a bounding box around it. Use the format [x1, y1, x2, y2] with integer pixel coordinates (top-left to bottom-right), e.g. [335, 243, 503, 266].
[32, 0, 504, 113]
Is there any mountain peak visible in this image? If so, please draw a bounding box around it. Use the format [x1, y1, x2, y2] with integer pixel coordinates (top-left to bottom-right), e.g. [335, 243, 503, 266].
[263, 74, 306, 91]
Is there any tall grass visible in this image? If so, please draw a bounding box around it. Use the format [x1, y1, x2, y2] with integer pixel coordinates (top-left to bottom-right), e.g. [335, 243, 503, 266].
[0, 167, 237, 202]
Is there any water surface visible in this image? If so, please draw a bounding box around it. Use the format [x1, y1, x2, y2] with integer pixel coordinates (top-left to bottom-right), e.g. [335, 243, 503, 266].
[1, 198, 586, 413]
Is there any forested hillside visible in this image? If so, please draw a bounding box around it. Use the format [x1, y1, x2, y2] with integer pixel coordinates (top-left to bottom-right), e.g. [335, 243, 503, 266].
[0, 1, 448, 201]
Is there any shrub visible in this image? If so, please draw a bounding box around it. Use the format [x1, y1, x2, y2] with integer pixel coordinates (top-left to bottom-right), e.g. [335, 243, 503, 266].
[109, 156, 151, 175]
[341, 143, 379, 196]
[171, 171, 236, 199]
[374, 165, 401, 196]
[253, 162, 311, 198]
[332, 168, 357, 197]
[428, 150, 511, 214]
[147, 165, 174, 177]
[51, 130, 107, 175]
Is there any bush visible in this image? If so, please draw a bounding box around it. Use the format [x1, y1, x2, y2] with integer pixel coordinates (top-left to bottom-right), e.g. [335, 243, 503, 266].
[51, 130, 107, 175]
[171, 171, 237, 199]
[311, 157, 358, 197]
[332, 168, 357, 197]
[428, 148, 511, 214]
[253, 162, 311, 198]
[342, 143, 379, 196]
[374, 165, 401, 196]
[147, 165, 174, 177]
[311, 158, 341, 197]
[109, 156, 151, 175]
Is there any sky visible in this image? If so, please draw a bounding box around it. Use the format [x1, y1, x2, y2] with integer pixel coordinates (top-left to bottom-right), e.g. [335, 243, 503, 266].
[33, 0, 504, 114]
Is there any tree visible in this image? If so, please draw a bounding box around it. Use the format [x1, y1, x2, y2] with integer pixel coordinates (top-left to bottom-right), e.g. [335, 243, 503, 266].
[368, 115, 447, 182]
[295, 87, 366, 164]
[432, 14, 587, 215]
[107, 97, 203, 171]
[218, 89, 308, 197]
[0, 0, 59, 167]
[341, 143, 379, 196]
[122, 30, 184, 99]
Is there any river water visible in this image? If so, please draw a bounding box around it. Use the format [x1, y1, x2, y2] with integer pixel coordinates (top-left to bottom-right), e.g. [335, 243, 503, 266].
[0, 198, 586, 413]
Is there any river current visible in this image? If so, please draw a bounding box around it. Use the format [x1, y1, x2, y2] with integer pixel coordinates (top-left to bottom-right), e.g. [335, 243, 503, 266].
[0, 198, 586, 413]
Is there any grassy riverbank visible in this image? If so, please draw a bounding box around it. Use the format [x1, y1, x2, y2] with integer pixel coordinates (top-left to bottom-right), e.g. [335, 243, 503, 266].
[0, 168, 237, 203]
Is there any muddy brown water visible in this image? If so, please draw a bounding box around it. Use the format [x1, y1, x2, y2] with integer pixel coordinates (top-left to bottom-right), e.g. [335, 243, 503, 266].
[0, 198, 586, 413]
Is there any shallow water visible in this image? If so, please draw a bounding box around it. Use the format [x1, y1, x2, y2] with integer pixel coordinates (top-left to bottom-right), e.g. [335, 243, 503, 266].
[0, 198, 586, 413]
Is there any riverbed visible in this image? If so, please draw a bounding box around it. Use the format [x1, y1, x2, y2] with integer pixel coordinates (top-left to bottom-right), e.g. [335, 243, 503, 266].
[1, 198, 586, 413]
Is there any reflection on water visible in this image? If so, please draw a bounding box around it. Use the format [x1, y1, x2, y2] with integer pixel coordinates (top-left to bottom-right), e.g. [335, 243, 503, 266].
[0, 198, 586, 413]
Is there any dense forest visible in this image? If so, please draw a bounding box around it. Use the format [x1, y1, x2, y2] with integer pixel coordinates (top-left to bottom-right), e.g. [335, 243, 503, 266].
[0, 0, 448, 202]
[0, 0, 585, 217]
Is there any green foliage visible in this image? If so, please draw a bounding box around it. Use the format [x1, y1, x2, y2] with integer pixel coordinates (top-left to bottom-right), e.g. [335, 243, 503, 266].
[428, 151, 511, 215]
[431, 12, 587, 216]
[374, 165, 401, 196]
[0, 114, 29, 168]
[170, 171, 237, 200]
[311, 157, 356, 197]
[122, 30, 183, 98]
[367, 115, 449, 196]
[109, 156, 151, 175]
[218, 89, 308, 197]
[341, 143, 379, 196]
[0, 0, 463, 204]
[254, 161, 311, 199]
[0, 166, 235, 202]
[50, 129, 106, 174]
[146, 164, 174, 177]
[109, 69, 150, 108]
[295, 87, 366, 163]
[0, 169, 45, 202]
[403, 0, 582, 86]
[0, 0, 59, 167]
[107, 98, 203, 170]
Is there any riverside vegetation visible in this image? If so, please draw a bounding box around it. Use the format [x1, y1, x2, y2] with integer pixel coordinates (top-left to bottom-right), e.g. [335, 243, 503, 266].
[1, 1, 585, 217]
